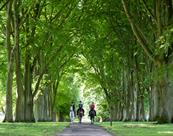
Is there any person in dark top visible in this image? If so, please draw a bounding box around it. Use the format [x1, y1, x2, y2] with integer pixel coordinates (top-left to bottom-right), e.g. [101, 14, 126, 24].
[78, 100, 83, 109]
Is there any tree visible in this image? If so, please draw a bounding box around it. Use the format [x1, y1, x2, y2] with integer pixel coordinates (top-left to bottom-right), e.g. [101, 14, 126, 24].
[4, 0, 14, 122]
[122, 0, 173, 123]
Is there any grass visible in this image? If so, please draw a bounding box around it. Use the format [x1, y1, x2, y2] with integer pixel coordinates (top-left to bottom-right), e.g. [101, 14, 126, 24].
[97, 122, 173, 136]
[0, 122, 69, 136]
[1, 121, 172, 136]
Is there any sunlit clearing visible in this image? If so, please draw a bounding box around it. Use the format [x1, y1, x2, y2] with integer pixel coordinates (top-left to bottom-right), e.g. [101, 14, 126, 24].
[158, 131, 173, 134]
[124, 124, 155, 128]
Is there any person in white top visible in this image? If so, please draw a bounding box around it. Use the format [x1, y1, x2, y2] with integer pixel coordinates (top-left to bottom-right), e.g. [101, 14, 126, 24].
[69, 102, 75, 123]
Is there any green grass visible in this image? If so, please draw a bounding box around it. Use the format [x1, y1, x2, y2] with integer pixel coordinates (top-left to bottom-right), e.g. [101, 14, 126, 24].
[97, 122, 173, 136]
[0, 122, 69, 136]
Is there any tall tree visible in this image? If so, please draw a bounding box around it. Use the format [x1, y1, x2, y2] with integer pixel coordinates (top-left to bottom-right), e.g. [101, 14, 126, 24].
[4, 0, 14, 122]
[14, 0, 25, 122]
[122, 0, 173, 123]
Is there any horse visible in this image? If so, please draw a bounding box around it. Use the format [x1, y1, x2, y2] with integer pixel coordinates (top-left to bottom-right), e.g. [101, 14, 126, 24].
[77, 108, 84, 123]
[69, 106, 75, 123]
[89, 109, 96, 124]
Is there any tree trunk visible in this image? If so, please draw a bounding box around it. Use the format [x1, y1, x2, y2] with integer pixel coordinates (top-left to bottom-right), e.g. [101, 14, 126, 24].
[49, 81, 59, 121]
[4, 0, 14, 122]
[35, 95, 44, 121]
[14, 0, 25, 122]
[5, 49, 15, 122]
[150, 82, 159, 121]
[35, 87, 50, 122]
[124, 44, 134, 121]
[135, 55, 145, 121]
[156, 82, 169, 123]
[152, 63, 173, 123]
[149, 86, 154, 121]
[24, 51, 35, 122]
[122, 68, 128, 121]
[35, 95, 41, 121]
[59, 112, 64, 122]
[155, 70, 169, 123]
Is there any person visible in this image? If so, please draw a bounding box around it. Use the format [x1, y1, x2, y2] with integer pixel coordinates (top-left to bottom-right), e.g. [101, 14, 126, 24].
[71, 102, 76, 117]
[77, 101, 84, 123]
[78, 100, 83, 109]
[89, 102, 95, 110]
[69, 102, 75, 123]
[89, 102, 96, 124]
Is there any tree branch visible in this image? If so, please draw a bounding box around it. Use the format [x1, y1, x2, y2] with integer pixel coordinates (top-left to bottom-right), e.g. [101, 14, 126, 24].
[122, 0, 156, 63]
[32, 71, 44, 97]
[32, 45, 64, 98]
[0, 0, 9, 11]
[141, 0, 157, 24]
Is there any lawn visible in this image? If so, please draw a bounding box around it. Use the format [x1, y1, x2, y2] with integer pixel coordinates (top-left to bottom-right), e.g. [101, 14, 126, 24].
[97, 122, 173, 136]
[0, 122, 69, 136]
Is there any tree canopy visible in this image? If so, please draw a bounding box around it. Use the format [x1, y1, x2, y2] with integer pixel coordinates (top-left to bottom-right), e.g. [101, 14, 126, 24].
[0, 0, 173, 124]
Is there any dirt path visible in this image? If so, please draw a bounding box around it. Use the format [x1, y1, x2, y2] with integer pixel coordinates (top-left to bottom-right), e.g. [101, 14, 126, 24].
[56, 123, 114, 136]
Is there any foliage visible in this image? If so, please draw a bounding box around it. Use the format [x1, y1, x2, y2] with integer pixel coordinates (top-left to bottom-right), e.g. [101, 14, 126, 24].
[55, 73, 80, 119]
[0, 0, 173, 124]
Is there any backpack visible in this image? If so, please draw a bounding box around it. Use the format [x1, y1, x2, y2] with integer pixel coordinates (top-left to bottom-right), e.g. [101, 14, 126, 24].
[90, 110, 96, 116]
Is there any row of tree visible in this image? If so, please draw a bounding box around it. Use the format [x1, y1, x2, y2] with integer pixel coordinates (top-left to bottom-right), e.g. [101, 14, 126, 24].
[0, 0, 173, 123]
[0, 0, 81, 122]
[77, 0, 173, 123]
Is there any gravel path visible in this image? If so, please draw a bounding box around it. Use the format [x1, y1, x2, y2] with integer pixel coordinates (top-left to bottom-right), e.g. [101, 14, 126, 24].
[56, 123, 114, 136]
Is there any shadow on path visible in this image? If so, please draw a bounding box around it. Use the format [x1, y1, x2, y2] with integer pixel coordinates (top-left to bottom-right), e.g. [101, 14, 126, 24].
[56, 123, 114, 136]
